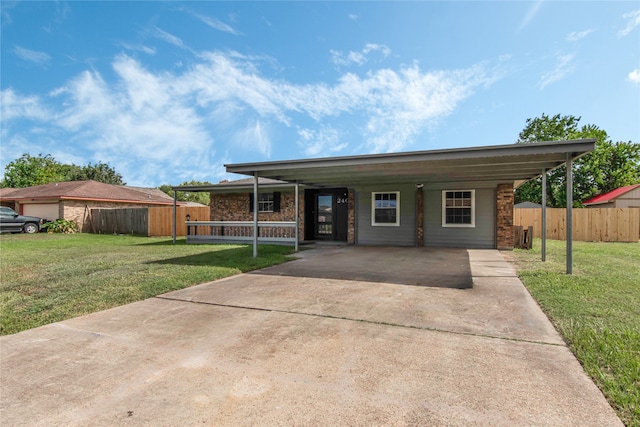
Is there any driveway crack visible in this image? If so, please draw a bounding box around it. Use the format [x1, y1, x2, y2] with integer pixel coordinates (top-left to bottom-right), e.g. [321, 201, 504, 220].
[154, 295, 565, 348]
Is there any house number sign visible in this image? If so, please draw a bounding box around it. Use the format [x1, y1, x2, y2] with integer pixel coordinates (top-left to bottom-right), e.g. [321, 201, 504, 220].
[337, 198, 348, 204]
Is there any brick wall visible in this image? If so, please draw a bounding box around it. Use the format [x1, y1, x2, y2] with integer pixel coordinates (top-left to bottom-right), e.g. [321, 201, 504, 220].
[347, 189, 355, 244]
[496, 183, 514, 250]
[417, 189, 424, 246]
[210, 191, 305, 241]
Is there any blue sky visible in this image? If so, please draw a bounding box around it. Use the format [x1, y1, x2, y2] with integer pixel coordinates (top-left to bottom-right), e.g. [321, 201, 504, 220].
[1, 1, 639, 187]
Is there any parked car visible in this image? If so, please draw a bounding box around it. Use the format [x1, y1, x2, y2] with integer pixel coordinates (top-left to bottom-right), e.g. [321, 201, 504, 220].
[0, 206, 46, 234]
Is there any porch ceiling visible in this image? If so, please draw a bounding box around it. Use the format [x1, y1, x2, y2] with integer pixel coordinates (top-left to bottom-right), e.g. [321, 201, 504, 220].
[225, 139, 596, 187]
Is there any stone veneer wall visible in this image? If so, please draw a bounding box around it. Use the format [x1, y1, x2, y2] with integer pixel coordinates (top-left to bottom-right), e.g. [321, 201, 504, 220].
[210, 191, 305, 241]
[61, 200, 169, 233]
[496, 183, 514, 250]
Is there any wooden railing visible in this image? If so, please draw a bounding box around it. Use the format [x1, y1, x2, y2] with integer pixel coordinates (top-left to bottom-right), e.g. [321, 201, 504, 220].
[185, 221, 297, 245]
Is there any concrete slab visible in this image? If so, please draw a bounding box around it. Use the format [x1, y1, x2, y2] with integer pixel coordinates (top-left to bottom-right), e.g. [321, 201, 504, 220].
[269, 246, 474, 289]
[0, 247, 622, 426]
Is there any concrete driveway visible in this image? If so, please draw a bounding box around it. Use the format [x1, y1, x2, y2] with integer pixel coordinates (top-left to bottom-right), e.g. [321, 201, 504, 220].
[0, 247, 621, 426]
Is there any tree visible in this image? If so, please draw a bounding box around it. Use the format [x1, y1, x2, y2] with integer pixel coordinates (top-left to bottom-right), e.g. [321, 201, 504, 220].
[515, 114, 640, 207]
[1, 154, 65, 188]
[65, 162, 125, 185]
[1, 154, 126, 188]
[159, 181, 212, 205]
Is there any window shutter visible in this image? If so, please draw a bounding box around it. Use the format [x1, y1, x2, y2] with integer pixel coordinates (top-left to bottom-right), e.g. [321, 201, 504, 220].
[273, 192, 281, 212]
[249, 193, 254, 212]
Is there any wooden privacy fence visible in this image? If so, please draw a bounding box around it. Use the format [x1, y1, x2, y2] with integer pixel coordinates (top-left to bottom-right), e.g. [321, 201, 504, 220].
[148, 206, 210, 237]
[91, 206, 210, 237]
[513, 208, 640, 242]
[91, 208, 148, 235]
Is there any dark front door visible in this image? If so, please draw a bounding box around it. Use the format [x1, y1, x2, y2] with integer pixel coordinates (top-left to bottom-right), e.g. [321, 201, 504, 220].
[316, 193, 334, 240]
[304, 188, 348, 241]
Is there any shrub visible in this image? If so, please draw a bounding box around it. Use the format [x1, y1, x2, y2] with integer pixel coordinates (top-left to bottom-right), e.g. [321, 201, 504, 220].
[42, 219, 79, 234]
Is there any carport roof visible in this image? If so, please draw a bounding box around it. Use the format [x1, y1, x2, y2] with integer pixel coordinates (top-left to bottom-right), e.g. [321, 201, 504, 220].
[222, 139, 596, 188]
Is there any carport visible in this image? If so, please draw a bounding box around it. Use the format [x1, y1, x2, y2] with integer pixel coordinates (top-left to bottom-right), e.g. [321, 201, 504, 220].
[174, 139, 595, 273]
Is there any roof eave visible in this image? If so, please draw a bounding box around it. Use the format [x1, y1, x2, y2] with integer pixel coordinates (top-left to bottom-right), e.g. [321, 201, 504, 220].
[225, 139, 597, 175]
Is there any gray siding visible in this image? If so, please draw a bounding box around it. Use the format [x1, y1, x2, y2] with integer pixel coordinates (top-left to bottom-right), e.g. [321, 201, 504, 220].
[356, 184, 416, 246]
[424, 187, 496, 249]
[615, 187, 640, 208]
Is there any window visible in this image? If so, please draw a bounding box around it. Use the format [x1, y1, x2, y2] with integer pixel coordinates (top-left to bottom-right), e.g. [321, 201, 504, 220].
[249, 192, 281, 213]
[372, 192, 400, 226]
[258, 193, 274, 212]
[442, 190, 475, 227]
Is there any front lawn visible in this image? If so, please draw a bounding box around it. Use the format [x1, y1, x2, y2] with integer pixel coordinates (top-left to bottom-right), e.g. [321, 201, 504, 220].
[0, 233, 294, 335]
[511, 239, 639, 427]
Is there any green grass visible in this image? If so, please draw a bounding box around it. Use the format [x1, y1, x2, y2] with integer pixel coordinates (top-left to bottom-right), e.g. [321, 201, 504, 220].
[511, 239, 640, 426]
[0, 233, 294, 336]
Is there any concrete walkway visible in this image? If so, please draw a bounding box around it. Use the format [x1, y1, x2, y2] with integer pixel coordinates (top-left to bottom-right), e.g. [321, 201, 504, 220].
[0, 247, 622, 426]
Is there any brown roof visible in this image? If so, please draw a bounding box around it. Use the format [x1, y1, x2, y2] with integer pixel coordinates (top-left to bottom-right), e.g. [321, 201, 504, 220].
[0, 181, 175, 205]
[0, 187, 17, 197]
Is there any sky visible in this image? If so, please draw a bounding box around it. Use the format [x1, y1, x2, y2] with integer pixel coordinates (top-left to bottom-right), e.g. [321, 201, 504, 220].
[1, 1, 639, 187]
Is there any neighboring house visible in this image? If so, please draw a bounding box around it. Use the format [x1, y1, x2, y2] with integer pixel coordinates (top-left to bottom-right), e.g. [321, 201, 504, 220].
[514, 202, 543, 209]
[176, 139, 596, 250]
[0, 180, 177, 232]
[0, 188, 17, 210]
[583, 184, 640, 208]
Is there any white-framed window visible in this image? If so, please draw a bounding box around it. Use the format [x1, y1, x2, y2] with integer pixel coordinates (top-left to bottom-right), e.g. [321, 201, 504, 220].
[258, 193, 274, 212]
[371, 191, 400, 226]
[442, 190, 475, 227]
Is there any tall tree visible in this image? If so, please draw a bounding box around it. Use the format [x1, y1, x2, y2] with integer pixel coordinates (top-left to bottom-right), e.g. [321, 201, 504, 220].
[1, 154, 126, 187]
[515, 114, 640, 207]
[159, 181, 212, 205]
[1, 154, 65, 188]
[65, 162, 125, 185]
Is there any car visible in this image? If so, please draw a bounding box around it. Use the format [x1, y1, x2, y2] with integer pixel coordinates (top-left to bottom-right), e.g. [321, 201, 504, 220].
[0, 206, 46, 234]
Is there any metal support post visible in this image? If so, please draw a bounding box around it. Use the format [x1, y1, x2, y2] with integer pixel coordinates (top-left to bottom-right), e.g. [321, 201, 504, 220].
[566, 154, 573, 274]
[541, 169, 547, 262]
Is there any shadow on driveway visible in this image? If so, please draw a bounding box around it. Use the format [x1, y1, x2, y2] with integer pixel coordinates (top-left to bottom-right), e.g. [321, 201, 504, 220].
[252, 246, 473, 289]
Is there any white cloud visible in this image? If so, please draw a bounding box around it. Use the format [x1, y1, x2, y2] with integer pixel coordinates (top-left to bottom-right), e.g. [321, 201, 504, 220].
[194, 13, 241, 35]
[1, 88, 51, 123]
[120, 42, 156, 56]
[629, 69, 640, 83]
[539, 53, 575, 89]
[348, 14, 358, 21]
[618, 9, 640, 37]
[14, 46, 51, 65]
[297, 126, 347, 156]
[152, 26, 185, 48]
[566, 29, 594, 42]
[330, 43, 391, 67]
[232, 120, 271, 158]
[518, 1, 544, 32]
[3, 50, 500, 184]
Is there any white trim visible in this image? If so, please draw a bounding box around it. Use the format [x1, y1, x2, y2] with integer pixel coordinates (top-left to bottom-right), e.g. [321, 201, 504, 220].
[442, 190, 475, 228]
[371, 191, 400, 227]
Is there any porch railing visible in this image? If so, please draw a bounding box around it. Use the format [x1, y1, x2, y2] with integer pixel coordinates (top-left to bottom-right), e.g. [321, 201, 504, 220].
[185, 221, 297, 245]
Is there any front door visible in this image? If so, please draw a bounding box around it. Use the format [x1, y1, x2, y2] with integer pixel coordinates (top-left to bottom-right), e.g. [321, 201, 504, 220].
[316, 193, 333, 240]
[304, 188, 348, 242]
